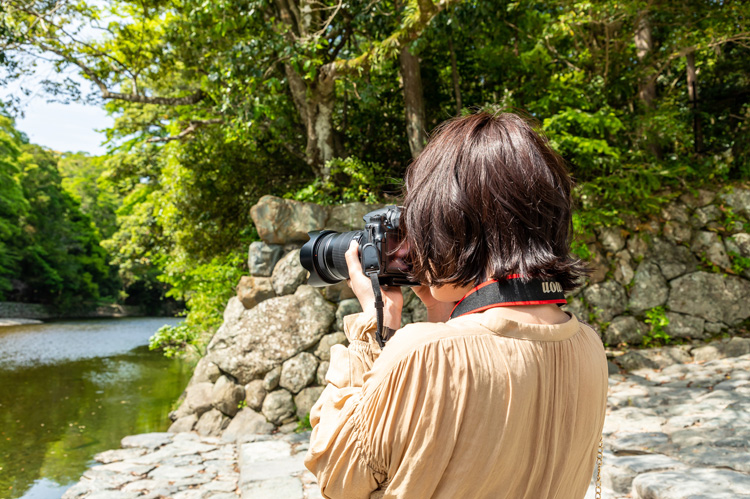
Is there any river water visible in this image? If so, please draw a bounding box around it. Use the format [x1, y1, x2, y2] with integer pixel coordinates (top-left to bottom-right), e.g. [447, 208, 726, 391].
[0, 318, 192, 499]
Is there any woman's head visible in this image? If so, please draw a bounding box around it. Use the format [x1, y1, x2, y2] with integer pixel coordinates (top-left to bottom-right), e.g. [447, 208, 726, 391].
[402, 111, 588, 291]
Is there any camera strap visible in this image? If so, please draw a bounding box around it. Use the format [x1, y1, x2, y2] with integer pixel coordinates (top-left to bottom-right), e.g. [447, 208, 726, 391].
[449, 276, 567, 320]
[366, 271, 395, 348]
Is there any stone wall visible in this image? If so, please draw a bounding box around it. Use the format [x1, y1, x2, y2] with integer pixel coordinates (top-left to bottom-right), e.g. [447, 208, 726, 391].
[0, 301, 143, 320]
[170, 186, 750, 438]
[0, 301, 52, 319]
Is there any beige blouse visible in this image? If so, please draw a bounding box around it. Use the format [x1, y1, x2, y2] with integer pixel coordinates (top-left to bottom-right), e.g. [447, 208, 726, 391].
[304, 309, 608, 499]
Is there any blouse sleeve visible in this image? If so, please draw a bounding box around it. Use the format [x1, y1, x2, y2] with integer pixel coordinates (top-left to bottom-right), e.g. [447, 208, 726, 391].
[303, 312, 386, 498]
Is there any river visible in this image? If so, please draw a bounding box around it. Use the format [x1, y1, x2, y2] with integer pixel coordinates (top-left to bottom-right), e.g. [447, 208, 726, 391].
[0, 318, 192, 499]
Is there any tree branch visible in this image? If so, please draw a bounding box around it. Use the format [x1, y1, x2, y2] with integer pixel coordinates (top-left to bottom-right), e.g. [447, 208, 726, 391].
[146, 119, 223, 143]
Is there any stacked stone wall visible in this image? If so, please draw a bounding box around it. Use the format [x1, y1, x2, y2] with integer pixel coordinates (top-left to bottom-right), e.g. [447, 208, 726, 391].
[170, 186, 750, 438]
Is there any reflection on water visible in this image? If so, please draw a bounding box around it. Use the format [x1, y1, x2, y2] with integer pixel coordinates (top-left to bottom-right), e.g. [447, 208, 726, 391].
[0, 318, 192, 499]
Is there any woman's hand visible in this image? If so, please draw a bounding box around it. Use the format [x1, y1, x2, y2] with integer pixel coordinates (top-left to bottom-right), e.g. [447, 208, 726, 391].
[345, 241, 403, 330]
[412, 286, 456, 323]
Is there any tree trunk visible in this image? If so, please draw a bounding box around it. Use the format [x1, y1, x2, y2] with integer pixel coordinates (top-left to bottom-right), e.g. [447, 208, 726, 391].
[448, 33, 462, 115]
[634, 11, 661, 158]
[284, 64, 337, 180]
[686, 50, 703, 152]
[399, 45, 427, 158]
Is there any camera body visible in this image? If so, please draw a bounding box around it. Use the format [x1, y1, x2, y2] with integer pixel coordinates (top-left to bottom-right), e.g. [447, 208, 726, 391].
[300, 206, 418, 287]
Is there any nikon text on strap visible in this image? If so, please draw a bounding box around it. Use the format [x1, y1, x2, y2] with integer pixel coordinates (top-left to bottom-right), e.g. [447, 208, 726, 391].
[449, 276, 567, 320]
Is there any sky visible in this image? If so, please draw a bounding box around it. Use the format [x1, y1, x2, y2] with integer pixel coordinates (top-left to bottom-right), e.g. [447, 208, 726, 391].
[3, 64, 113, 156]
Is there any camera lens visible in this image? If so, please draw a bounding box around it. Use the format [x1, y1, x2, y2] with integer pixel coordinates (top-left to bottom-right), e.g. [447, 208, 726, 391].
[300, 230, 362, 286]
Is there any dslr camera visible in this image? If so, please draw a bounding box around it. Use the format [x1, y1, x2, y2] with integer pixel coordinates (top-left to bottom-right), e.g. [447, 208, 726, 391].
[300, 206, 417, 287]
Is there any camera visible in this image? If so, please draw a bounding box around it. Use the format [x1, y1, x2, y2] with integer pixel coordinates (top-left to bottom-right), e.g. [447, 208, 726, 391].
[300, 206, 418, 287]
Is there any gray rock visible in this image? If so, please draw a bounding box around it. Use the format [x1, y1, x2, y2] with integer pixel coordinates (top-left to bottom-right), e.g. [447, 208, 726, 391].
[561, 296, 587, 318]
[583, 280, 627, 322]
[664, 312, 706, 340]
[603, 454, 685, 494]
[173, 382, 214, 420]
[585, 244, 609, 284]
[661, 202, 691, 224]
[320, 280, 356, 302]
[271, 249, 308, 296]
[263, 366, 281, 391]
[628, 261, 668, 315]
[244, 380, 267, 411]
[190, 357, 221, 385]
[248, 241, 284, 277]
[280, 352, 318, 394]
[651, 238, 698, 280]
[212, 375, 245, 417]
[237, 276, 275, 309]
[663, 221, 693, 245]
[604, 316, 645, 346]
[121, 433, 172, 450]
[704, 321, 724, 334]
[692, 231, 731, 269]
[223, 296, 246, 326]
[316, 361, 330, 385]
[719, 187, 750, 219]
[207, 285, 335, 384]
[692, 344, 724, 362]
[314, 332, 347, 361]
[626, 234, 651, 261]
[168, 414, 197, 433]
[615, 351, 658, 372]
[667, 272, 750, 325]
[294, 386, 325, 420]
[327, 203, 384, 232]
[633, 468, 750, 498]
[335, 298, 362, 331]
[195, 409, 228, 437]
[692, 204, 722, 228]
[613, 250, 635, 285]
[723, 337, 750, 358]
[726, 232, 750, 257]
[680, 188, 716, 208]
[250, 195, 329, 245]
[261, 389, 295, 425]
[222, 409, 274, 441]
[597, 227, 626, 253]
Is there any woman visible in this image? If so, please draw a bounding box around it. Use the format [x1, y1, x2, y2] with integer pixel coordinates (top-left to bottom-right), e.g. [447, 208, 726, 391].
[304, 112, 608, 498]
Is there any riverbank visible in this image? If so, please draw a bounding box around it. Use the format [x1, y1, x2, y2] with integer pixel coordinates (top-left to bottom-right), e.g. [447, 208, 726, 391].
[0, 318, 43, 326]
[61, 349, 750, 499]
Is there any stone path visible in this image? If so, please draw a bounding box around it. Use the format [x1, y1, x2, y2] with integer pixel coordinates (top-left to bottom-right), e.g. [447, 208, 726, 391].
[63, 354, 750, 499]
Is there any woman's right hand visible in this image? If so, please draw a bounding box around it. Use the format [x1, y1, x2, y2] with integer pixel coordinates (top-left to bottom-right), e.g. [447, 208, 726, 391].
[412, 286, 456, 323]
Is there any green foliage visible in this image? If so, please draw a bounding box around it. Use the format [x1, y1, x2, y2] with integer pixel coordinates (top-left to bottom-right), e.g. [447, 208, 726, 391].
[728, 251, 750, 276]
[643, 307, 671, 348]
[149, 252, 245, 357]
[296, 412, 312, 432]
[287, 157, 395, 205]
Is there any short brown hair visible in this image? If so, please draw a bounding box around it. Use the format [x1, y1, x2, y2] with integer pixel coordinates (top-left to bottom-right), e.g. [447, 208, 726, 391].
[402, 112, 588, 291]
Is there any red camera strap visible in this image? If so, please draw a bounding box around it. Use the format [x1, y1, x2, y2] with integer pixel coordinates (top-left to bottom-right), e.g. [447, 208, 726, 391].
[449, 276, 567, 320]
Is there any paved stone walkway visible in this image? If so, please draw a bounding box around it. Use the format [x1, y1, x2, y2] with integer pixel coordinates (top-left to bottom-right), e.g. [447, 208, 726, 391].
[63, 354, 750, 499]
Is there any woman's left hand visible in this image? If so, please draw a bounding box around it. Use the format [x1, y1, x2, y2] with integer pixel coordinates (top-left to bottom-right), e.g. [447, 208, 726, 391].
[345, 241, 403, 331]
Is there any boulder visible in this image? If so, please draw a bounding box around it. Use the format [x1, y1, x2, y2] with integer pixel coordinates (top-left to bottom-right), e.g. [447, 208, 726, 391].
[168, 414, 197, 433]
[667, 272, 750, 325]
[719, 187, 750, 219]
[172, 382, 214, 420]
[723, 337, 750, 358]
[244, 380, 267, 411]
[327, 203, 384, 232]
[207, 285, 335, 385]
[583, 280, 627, 322]
[613, 250, 635, 285]
[597, 227, 626, 253]
[692, 231, 731, 269]
[626, 234, 651, 261]
[680, 188, 716, 208]
[237, 276, 275, 309]
[222, 409, 274, 442]
[604, 316, 645, 346]
[320, 280, 356, 302]
[262, 389, 295, 425]
[663, 221, 692, 245]
[190, 357, 221, 386]
[691, 205, 722, 228]
[271, 249, 308, 296]
[195, 408, 228, 437]
[628, 261, 669, 315]
[263, 366, 281, 391]
[212, 375, 245, 417]
[223, 296, 246, 326]
[586, 244, 609, 284]
[248, 241, 284, 277]
[314, 332, 348, 361]
[335, 298, 363, 330]
[726, 233, 750, 257]
[317, 361, 330, 385]
[295, 387, 325, 420]
[664, 312, 706, 340]
[660, 202, 691, 224]
[279, 352, 318, 394]
[250, 195, 328, 245]
[615, 351, 658, 372]
[651, 238, 698, 280]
